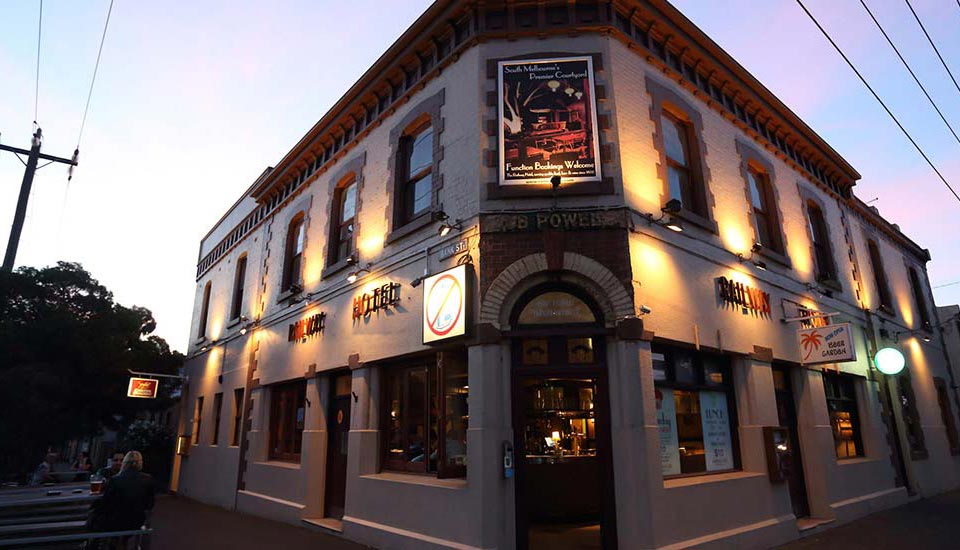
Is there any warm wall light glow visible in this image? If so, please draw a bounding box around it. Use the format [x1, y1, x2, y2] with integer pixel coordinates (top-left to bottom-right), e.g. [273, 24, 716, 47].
[358, 229, 385, 259]
[303, 255, 324, 288]
[895, 291, 914, 327]
[720, 224, 751, 258]
[787, 237, 812, 280]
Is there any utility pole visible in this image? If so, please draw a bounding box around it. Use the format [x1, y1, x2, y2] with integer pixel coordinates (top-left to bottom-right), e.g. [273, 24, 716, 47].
[0, 127, 78, 272]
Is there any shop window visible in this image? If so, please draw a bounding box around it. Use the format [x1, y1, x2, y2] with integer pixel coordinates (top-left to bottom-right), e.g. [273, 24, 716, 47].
[329, 178, 357, 264]
[381, 351, 467, 478]
[212, 392, 223, 445]
[867, 239, 894, 313]
[281, 214, 305, 293]
[908, 267, 932, 330]
[192, 396, 204, 445]
[197, 282, 212, 339]
[231, 388, 244, 447]
[746, 166, 784, 254]
[822, 372, 863, 459]
[269, 381, 306, 462]
[653, 343, 739, 477]
[230, 255, 247, 321]
[806, 201, 837, 283]
[934, 378, 960, 455]
[397, 123, 434, 225]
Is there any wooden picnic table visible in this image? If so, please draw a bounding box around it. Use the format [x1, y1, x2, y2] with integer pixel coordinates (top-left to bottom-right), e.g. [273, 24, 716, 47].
[0, 488, 100, 511]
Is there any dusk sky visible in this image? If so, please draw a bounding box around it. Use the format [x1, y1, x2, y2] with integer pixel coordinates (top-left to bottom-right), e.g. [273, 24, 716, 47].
[2, 0, 958, 352]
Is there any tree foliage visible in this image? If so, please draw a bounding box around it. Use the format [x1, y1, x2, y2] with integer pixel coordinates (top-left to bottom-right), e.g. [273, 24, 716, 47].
[0, 262, 183, 475]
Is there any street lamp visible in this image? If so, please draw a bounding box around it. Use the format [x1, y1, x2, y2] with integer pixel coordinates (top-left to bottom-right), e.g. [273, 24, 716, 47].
[875, 347, 906, 376]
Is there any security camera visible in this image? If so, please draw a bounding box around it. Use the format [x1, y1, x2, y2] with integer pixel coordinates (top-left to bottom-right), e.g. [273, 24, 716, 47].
[639, 305, 652, 315]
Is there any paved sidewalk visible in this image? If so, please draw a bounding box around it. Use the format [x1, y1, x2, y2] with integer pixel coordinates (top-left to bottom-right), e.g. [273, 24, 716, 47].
[776, 489, 960, 549]
[150, 495, 369, 550]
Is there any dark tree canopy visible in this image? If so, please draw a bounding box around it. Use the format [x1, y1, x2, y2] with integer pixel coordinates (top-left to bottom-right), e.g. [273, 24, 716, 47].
[0, 262, 183, 475]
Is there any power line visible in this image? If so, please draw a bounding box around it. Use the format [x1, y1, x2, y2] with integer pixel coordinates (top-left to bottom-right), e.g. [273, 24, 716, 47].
[904, 0, 960, 98]
[33, 0, 43, 124]
[76, 0, 115, 148]
[860, 0, 960, 147]
[934, 280, 960, 289]
[795, 0, 960, 204]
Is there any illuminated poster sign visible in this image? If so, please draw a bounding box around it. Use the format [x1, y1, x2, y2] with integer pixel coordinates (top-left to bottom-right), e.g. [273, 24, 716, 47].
[288, 312, 326, 342]
[423, 264, 470, 344]
[498, 56, 602, 185]
[798, 322, 856, 365]
[127, 377, 158, 399]
[656, 387, 681, 476]
[353, 283, 401, 320]
[716, 276, 771, 315]
[700, 391, 734, 471]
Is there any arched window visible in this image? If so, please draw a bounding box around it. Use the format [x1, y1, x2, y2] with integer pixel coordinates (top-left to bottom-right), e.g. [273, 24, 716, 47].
[661, 111, 704, 215]
[197, 281, 212, 339]
[867, 239, 893, 311]
[908, 267, 931, 329]
[746, 166, 783, 254]
[282, 214, 305, 292]
[806, 201, 836, 282]
[330, 178, 357, 264]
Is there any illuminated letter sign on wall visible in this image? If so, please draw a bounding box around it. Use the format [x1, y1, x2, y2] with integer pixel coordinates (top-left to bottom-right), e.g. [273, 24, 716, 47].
[288, 312, 326, 342]
[423, 264, 470, 344]
[498, 56, 602, 186]
[797, 323, 857, 365]
[716, 277, 771, 315]
[353, 283, 402, 320]
[127, 377, 159, 399]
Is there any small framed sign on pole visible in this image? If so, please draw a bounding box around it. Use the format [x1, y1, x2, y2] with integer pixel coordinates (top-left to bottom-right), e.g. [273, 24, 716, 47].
[127, 377, 159, 399]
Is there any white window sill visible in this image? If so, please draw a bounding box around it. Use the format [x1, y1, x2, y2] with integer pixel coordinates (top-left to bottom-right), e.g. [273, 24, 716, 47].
[360, 471, 467, 490]
[664, 470, 764, 489]
[252, 460, 301, 470]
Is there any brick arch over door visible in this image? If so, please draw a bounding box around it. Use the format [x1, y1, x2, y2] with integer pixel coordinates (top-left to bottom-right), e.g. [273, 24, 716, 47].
[480, 252, 634, 329]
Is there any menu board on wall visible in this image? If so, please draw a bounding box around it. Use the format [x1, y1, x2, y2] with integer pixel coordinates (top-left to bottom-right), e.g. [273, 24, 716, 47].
[498, 56, 602, 186]
[656, 388, 681, 476]
[699, 391, 734, 471]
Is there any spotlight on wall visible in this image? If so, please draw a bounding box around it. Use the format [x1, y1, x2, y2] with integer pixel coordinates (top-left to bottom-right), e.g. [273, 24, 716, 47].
[643, 199, 684, 233]
[410, 276, 424, 288]
[894, 328, 933, 344]
[737, 241, 766, 270]
[923, 334, 932, 343]
[639, 305, 653, 316]
[346, 266, 370, 284]
[433, 211, 462, 237]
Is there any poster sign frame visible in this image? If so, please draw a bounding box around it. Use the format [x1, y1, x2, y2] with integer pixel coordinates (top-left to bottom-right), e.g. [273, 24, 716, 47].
[422, 264, 472, 344]
[127, 377, 159, 399]
[797, 322, 857, 365]
[497, 56, 602, 186]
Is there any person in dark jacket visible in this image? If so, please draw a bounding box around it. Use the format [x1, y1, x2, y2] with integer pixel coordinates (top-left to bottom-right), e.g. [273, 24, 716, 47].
[88, 451, 154, 549]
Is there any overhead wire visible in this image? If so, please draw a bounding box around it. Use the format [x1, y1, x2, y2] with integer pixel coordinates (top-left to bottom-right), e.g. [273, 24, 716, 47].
[904, 0, 960, 98]
[76, 0, 115, 148]
[34, 0, 42, 125]
[795, 0, 960, 204]
[860, 0, 960, 147]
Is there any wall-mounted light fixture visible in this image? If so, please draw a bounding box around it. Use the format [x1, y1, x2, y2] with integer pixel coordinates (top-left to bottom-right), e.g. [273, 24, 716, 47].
[737, 241, 766, 271]
[433, 211, 462, 237]
[643, 198, 684, 233]
[347, 265, 371, 284]
[895, 329, 932, 343]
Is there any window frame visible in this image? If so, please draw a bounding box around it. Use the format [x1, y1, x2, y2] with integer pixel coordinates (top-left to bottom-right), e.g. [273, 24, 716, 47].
[269, 380, 307, 462]
[805, 200, 838, 284]
[652, 341, 741, 479]
[746, 166, 784, 255]
[398, 122, 435, 225]
[821, 371, 864, 460]
[934, 377, 960, 455]
[231, 388, 244, 447]
[866, 238, 894, 313]
[281, 214, 306, 294]
[329, 177, 358, 265]
[197, 282, 212, 340]
[230, 254, 247, 321]
[736, 140, 791, 266]
[907, 267, 932, 330]
[645, 75, 717, 232]
[192, 396, 204, 446]
[379, 352, 466, 479]
[212, 392, 224, 446]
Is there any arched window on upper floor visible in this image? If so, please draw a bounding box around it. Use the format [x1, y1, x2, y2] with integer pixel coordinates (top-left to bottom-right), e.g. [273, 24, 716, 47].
[197, 281, 212, 339]
[282, 213, 305, 293]
[908, 266, 932, 330]
[806, 201, 837, 283]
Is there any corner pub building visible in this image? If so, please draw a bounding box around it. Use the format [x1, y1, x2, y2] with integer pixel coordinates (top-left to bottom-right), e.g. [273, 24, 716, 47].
[172, 1, 960, 548]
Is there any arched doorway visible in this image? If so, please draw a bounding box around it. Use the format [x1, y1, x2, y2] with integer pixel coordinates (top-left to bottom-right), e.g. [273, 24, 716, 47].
[510, 284, 617, 550]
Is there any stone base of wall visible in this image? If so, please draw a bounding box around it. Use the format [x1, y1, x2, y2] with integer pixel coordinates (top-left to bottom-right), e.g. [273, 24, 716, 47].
[829, 486, 909, 525]
[656, 514, 797, 550]
[343, 516, 490, 550]
[235, 489, 305, 525]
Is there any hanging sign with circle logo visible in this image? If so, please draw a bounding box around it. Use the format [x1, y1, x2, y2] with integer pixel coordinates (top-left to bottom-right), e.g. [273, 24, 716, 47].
[422, 264, 471, 344]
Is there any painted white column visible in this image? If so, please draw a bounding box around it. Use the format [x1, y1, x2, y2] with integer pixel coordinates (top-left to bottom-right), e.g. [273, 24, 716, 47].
[301, 375, 328, 518]
[793, 367, 838, 519]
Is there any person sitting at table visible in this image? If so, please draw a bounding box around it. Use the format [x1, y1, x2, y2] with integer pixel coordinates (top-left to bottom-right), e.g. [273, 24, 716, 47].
[96, 452, 125, 481]
[88, 451, 155, 548]
[72, 452, 92, 482]
[30, 453, 57, 486]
